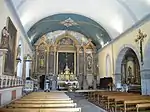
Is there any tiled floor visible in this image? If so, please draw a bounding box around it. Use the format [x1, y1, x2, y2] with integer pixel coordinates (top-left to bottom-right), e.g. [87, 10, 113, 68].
[66, 92, 107, 112]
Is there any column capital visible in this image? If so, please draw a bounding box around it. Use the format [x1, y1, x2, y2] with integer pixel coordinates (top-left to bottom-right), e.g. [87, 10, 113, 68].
[53, 45, 58, 52]
[0, 49, 8, 57]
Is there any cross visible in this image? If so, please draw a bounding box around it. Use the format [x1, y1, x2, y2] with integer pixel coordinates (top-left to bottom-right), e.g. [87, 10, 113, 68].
[135, 29, 147, 65]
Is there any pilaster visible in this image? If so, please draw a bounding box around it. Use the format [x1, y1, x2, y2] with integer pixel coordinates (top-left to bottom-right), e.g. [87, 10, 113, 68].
[76, 45, 80, 77]
[83, 46, 88, 89]
[54, 45, 57, 75]
[22, 60, 26, 82]
[140, 69, 150, 95]
[35, 46, 38, 72]
[46, 47, 49, 74]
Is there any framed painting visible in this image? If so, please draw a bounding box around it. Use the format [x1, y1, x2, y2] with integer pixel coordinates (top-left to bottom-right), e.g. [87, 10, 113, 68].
[3, 17, 17, 75]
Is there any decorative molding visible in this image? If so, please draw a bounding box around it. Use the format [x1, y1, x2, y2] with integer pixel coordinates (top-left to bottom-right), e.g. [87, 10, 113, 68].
[60, 18, 78, 27]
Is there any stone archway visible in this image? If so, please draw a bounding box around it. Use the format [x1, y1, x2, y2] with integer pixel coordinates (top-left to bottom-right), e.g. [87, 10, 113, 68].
[115, 44, 141, 86]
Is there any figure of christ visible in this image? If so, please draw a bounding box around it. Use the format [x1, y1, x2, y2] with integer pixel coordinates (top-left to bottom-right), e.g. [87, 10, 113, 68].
[0, 27, 10, 49]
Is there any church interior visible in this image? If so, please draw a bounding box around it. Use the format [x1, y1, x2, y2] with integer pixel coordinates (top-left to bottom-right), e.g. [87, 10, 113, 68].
[1, 0, 150, 112]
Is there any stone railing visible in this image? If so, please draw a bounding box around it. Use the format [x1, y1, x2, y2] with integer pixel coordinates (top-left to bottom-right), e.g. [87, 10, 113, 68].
[0, 75, 24, 89]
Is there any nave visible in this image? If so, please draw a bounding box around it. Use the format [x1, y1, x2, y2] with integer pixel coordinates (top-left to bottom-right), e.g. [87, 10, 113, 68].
[1, 90, 150, 112]
[0, 91, 106, 112]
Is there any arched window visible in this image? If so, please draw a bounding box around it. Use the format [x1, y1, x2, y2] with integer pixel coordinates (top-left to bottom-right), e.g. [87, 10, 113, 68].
[106, 54, 111, 77]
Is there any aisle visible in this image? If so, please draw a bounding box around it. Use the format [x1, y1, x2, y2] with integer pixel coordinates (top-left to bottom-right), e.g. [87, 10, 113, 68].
[66, 92, 107, 112]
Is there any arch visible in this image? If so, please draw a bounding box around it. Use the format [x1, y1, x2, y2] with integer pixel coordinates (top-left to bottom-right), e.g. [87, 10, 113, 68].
[54, 32, 79, 46]
[115, 44, 141, 73]
[115, 44, 141, 84]
[106, 54, 111, 77]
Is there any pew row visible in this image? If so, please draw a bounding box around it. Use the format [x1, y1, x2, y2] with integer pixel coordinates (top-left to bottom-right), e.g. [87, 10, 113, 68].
[0, 108, 81, 112]
[20, 98, 71, 101]
[7, 103, 77, 108]
[136, 103, 150, 112]
[87, 91, 150, 112]
[14, 100, 74, 104]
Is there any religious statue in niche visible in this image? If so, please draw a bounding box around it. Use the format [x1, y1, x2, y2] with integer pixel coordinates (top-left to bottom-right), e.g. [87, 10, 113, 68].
[87, 54, 93, 70]
[39, 53, 45, 69]
[127, 66, 134, 84]
[0, 26, 10, 49]
[59, 38, 73, 45]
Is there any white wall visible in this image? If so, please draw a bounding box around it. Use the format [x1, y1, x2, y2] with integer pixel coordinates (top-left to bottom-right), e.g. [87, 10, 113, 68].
[0, 86, 23, 106]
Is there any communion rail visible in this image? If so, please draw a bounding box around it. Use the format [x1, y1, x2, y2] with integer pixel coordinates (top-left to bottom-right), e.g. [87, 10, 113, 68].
[0, 75, 23, 89]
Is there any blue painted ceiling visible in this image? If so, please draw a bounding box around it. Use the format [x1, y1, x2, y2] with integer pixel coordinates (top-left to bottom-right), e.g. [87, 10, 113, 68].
[27, 13, 111, 49]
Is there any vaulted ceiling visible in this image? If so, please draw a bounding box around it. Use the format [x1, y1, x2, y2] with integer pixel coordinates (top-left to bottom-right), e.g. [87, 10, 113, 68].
[9, 0, 150, 49]
[27, 13, 111, 49]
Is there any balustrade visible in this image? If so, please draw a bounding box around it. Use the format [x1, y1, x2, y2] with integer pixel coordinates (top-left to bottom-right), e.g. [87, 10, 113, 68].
[0, 75, 23, 89]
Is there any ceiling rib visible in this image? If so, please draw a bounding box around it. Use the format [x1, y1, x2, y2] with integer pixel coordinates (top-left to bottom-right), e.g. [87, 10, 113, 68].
[116, 0, 138, 22]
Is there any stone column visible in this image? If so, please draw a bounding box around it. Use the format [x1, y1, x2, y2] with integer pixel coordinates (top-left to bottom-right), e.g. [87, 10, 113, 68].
[22, 61, 26, 83]
[54, 46, 57, 75]
[83, 47, 88, 89]
[35, 46, 38, 73]
[93, 52, 97, 89]
[140, 69, 150, 95]
[114, 73, 122, 90]
[53, 46, 57, 88]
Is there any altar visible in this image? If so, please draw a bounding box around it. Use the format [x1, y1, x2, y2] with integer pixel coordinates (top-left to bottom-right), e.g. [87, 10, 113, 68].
[33, 31, 97, 90]
[57, 63, 79, 90]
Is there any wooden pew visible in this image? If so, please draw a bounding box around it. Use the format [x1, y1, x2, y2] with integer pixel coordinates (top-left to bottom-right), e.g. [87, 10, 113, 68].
[136, 103, 150, 112]
[104, 93, 140, 111]
[20, 98, 71, 101]
[7, 103, 77, 108]
[88, 91, 144, 112]
[0, 108, 81, 112]
[14, 100, 74, 104]
[120, 100, 150, 112]
[95, 91, 135, 110]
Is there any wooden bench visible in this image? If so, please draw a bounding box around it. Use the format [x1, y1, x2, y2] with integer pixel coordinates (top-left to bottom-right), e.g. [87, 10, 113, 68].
[120, 100, 150, 112]
[0, 108, 81, 112]
[136, 103, 150, 112]
[14, 100, 74, 104]
[105, 94, 141, 111]
[21, 98, 71, 100]
[96, 92, 136, 110]
[7, 103, 77, 108]
[88, 91, 143, 112]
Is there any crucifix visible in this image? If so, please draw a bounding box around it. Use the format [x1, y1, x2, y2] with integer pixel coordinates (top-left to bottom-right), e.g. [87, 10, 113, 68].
[135, 29, 147, 65]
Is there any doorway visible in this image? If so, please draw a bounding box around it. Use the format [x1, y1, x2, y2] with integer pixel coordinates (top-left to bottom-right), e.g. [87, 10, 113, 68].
[40, 75, 45, 90]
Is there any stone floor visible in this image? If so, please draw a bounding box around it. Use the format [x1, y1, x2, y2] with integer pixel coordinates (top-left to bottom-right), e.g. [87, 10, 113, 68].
[66, 92, 107, 112]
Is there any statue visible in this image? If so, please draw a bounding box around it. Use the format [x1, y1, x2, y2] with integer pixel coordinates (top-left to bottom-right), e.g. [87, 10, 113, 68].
[128, 66, 132, 77]
[0, 26, 9, 49]
[127, 66, 133, 84]
[87, 55, 92, 70]
[17, 44, 21, 58]
[39, 55, 44, 68]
